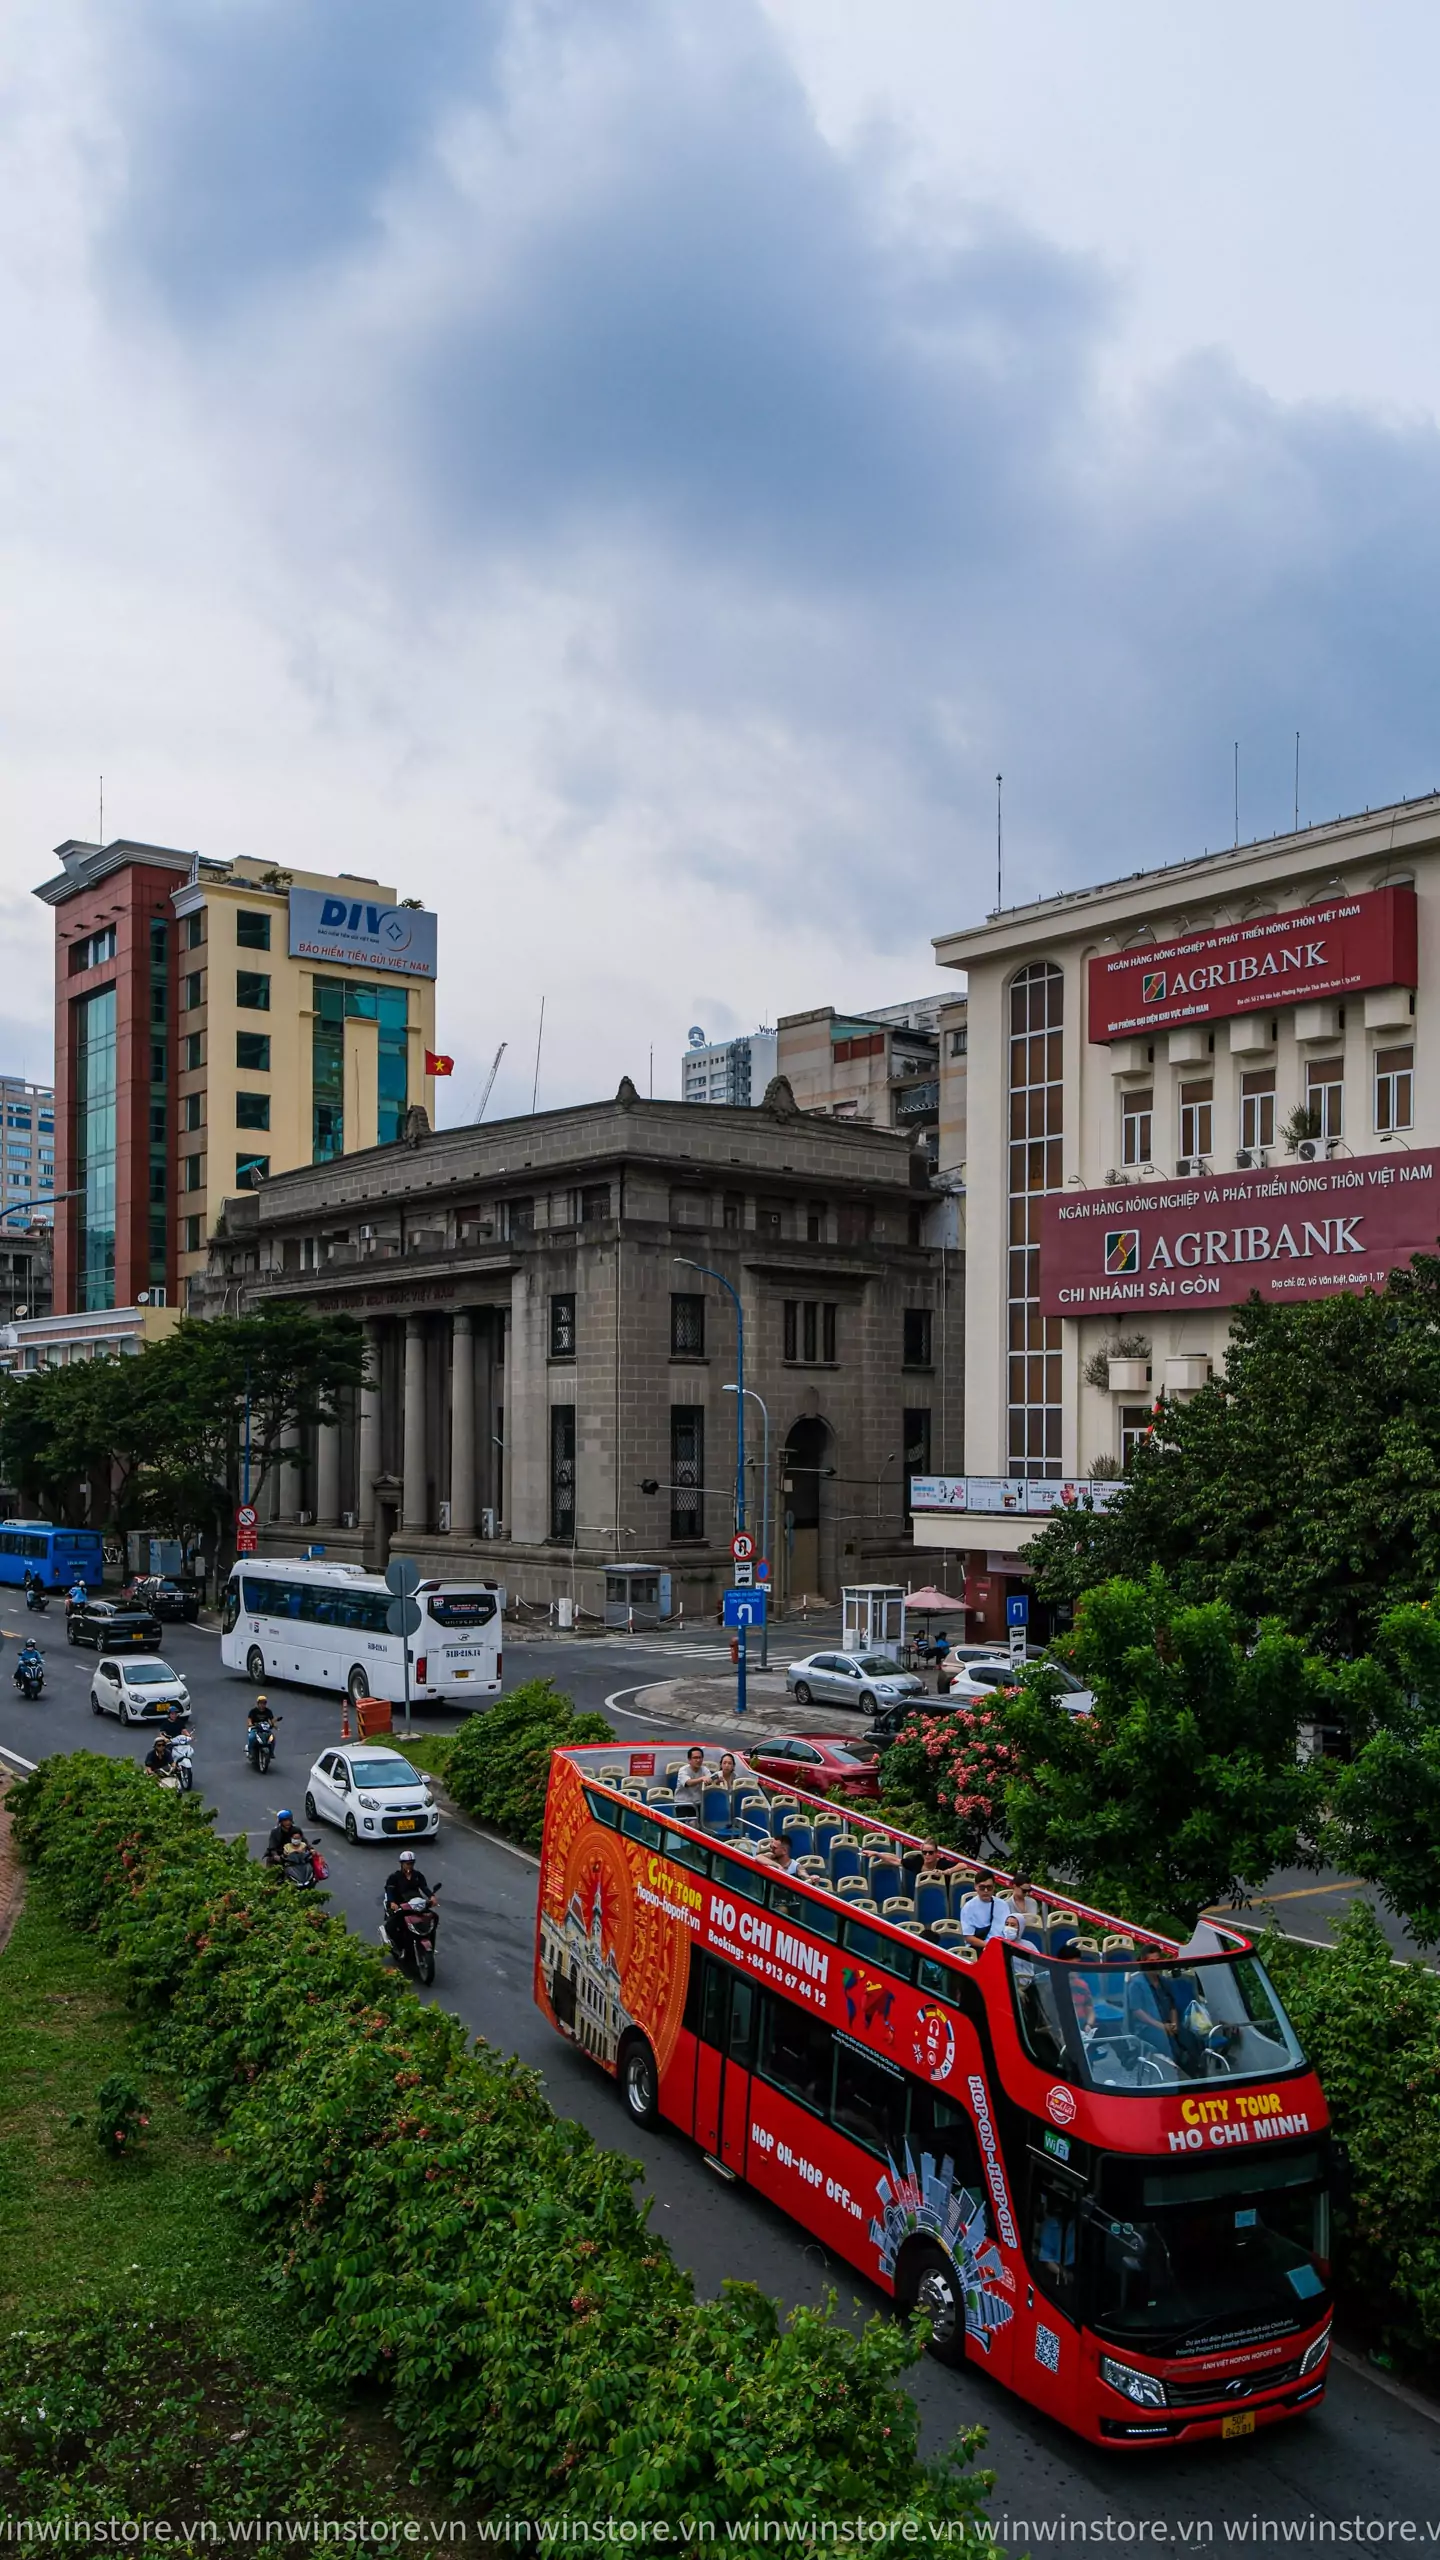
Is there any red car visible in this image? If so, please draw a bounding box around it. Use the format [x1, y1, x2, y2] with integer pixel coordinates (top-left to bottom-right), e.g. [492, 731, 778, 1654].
[743, 1735, 880, 1801]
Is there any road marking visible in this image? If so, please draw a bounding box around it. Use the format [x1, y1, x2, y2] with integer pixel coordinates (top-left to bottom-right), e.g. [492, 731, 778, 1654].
[605, 1683, 700, 1726]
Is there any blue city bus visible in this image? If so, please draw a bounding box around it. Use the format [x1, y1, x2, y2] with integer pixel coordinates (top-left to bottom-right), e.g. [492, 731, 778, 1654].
[0, 1521, 105, 1591]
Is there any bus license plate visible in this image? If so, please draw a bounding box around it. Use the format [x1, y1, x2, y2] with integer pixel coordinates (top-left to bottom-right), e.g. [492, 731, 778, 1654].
[453, 1668, 469, 1679]
[395, 1818, 417, 1831]
[1221, 2412, 1254, 2440]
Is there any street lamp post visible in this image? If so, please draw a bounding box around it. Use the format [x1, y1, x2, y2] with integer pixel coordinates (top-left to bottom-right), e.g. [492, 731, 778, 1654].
[675, 1255, 748, 1714]
[723, 1382, 770, 1669]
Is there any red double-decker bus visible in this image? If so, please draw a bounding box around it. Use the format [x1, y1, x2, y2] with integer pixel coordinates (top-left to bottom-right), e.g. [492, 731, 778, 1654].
[534, 1740, 1333, 2448]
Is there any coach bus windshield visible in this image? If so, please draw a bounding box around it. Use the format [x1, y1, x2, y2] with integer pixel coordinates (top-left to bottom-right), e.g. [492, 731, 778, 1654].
[1008, 1947, 1305, 2092]
[1084, 2147, 1330, 2352]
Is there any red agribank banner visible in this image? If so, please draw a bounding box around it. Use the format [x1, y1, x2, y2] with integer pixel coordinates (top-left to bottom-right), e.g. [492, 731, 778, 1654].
[1040, 1147, 1440, 1316]
[1088, 886, 1416, 1043]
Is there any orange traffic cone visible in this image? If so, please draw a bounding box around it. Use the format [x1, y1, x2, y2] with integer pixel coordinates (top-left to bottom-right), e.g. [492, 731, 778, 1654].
[340, 1699, 351, 1740]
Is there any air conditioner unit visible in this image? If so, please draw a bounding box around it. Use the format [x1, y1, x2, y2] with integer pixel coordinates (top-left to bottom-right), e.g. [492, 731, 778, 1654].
[1296, 1138, 1335, 1163]
[341, 1509, 358, 1529]
[1235, 1147, 1268, 1170]
[480, 1506, 497, 1539]
[1176, 1157, 1209, 1178]
[298, 1510, 314, 1527]
[438, 1500, 452, 1533]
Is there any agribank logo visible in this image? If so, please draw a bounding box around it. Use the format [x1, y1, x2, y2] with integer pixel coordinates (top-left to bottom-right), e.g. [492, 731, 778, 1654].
[288, 886, 438, 980]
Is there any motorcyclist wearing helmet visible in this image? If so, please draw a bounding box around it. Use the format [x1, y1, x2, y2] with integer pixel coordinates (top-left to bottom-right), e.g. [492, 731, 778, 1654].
[263, 1808, 301, 1863]
[164, 1702, 191, 1739]
[245, 1696, 279, 1762]
[16, 1639, 43, 1676]
[143, 1733, 175, 1779]
[383, 1848, 435, 1956]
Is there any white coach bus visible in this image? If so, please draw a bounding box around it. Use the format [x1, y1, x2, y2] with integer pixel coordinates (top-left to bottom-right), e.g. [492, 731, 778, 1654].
[221, 1557, 504, 1709]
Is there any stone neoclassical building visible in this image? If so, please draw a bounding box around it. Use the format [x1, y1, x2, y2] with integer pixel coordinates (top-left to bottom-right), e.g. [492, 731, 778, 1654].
[206, 1077, 964, 1616]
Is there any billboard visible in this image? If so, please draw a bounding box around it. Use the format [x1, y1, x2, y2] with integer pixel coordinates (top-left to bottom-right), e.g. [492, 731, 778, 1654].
[909, 1475, 1122, 1515]
[288, 888, 437, 980]
[1040, 1146, 1440, 1315]
[1088, 886, 1415, 1043]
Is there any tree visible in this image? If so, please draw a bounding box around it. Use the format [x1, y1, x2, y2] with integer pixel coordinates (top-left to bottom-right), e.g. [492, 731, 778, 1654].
[1325, 1600, 1440, 1948]
[1000, 1572, 1329, 1932]
[1029, 1258, 1440, 1655]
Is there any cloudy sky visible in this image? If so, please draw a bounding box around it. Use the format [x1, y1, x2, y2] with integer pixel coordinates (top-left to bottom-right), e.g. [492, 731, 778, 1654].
[4, 0, 1440, 1115]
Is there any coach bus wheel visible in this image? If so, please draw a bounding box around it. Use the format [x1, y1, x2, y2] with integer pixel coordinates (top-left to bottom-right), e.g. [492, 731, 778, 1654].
[619, 2034, 659, 2129]
[246, 1647, 265, 1682]
[900, 2243, 966, 2365]
[347, 1665, 371, 1709]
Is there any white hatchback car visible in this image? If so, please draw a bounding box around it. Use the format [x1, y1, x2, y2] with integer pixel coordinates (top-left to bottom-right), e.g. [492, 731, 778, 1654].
[304, 1745, 439, 1845]
[90, 1657, 190, 1723]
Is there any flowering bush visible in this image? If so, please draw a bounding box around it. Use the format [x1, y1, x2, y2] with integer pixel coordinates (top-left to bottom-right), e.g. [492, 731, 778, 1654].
[91, 2072, 148, 2162]
[879, 1703, 1021, 1853]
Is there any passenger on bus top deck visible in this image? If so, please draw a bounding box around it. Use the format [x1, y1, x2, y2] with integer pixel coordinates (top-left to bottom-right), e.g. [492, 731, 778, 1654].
[672, 1746, 716, 1811]
[958, 1874, 1010, 1942]
[764, 1836, 794, 1871]
[917, 1842, 949, 1877]
[1000, 1910, 1042, 1953]
[718, 1751, 739, 1788]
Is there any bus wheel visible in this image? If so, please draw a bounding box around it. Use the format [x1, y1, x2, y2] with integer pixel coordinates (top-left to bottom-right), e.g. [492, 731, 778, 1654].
[900, 2243, 966, 2365]
[347, 1665, 370, 1710]
[619, 2034, 659, 2129]
[246, 1647, 265, 1682]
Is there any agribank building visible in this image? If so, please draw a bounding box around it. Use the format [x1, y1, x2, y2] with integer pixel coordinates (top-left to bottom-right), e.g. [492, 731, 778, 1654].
[919, 793, 1437, 1648]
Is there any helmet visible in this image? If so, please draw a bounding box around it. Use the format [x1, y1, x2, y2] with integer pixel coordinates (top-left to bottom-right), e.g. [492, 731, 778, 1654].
[277, 1808, 293, 1822]
[397, 1847, 417, 1863]
[254, 1695, 268, 1708]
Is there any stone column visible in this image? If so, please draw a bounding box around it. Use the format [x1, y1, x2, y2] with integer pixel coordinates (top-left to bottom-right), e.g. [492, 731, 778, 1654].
[358, 1319, 383, 1531]
[403, 1312, 428, 1530]
[449, 1310, 476, 1534]
[315, 1418, 342, 1526]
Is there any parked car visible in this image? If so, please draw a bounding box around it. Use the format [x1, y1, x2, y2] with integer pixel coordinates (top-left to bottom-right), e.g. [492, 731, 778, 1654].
[785, 1650, 927, 1715]
[90, 1656, 190, 1722]
[66, 1598, 163, 1652]
[862, 1656, 1092, 1753]
[937, 1655, 1026, 1703]
[304, 1745, 439, 1845]
[742, 1735, 881, 1802]
[121, 1575, 201, 1623]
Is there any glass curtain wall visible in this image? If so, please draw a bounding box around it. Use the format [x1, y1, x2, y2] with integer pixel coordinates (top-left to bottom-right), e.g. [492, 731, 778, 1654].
[312, 980, 410, 1161]
[148, 921, 168, 1287]
[1007, 961, 1064, 1477]
[75, 987, 117, 1311]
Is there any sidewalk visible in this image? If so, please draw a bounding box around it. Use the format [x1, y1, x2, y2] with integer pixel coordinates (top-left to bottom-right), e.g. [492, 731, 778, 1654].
[621, 1670, 869, 1741]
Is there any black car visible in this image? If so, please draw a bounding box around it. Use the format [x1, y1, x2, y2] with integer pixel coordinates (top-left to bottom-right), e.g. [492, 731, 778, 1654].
[122, 1576, 201, 1623]
[66, 1599, 163, 1652]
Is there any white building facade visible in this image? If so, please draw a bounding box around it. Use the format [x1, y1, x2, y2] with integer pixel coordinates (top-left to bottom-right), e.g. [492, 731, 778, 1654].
[680, 1028, 778, 1107]
[921, 796, 1438, 1646]
[0, 1078, 55, 1223]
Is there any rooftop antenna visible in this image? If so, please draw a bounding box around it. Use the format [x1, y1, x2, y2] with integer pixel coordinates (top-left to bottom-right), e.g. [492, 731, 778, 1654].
[996, 773, 1003, 910]
[1294, 731, 1301, 834]
[649, 1044, 654, 1098]
[1233, 742, 1239, 848]
[530, 995, 545, 1114]
[98, 775, 103, 845]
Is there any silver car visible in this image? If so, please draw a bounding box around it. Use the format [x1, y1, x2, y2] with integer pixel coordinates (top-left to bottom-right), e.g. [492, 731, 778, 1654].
[786, 1650, 927, 1714]
[89, 1657, 190, 1723]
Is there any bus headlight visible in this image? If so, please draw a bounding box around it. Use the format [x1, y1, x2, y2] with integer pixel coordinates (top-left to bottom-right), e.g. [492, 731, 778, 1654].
[1299, 2327, 1331, 2377]
[1100, 2355, 1167, 2410]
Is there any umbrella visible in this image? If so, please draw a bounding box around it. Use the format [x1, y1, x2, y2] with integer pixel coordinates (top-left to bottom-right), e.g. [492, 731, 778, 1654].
[903, 1585, 965, 1615]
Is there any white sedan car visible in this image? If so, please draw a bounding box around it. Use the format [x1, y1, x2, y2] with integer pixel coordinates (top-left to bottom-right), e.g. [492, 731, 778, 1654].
[90, 1656, 190, 1723]
[304, 1745, 439, 1845]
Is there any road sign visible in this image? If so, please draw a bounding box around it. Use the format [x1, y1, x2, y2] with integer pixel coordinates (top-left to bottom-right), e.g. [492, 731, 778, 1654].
[1008, 1624, 1027, 1664]
[723, 1588, 767, 1629]
[1007, 1594, 1030, 1627]
[385, 1557, 421, 1598]
[755, 1558, 770, 1582]
[386, 1597, 423, 1638]
[731, 1532, 755, 1563]
[732, 1560, 754, 1587]
[235, 1505, 257, 1530]
[236, 1528, 258, 1556]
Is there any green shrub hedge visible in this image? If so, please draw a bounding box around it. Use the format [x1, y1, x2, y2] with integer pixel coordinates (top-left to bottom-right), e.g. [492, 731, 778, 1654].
[9, 1754, 999, 2534]
[441, 1677, 613, 1849]
[1264, 1906, 1440, 2361]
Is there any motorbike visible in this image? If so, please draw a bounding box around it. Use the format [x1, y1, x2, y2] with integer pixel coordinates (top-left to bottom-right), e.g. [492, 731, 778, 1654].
[169, 1730, 195, 1792]
[12, 1653, 44, 1699]
[276, 1834, 325, 1890]
[246, 1714, 279, 1775]
[24, 1581, 48, 1614]
[383, 1884, 441, 1985]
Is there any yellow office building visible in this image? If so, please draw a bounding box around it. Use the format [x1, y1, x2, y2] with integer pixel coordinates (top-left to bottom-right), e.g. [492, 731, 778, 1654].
[172, 858, 438, 1301]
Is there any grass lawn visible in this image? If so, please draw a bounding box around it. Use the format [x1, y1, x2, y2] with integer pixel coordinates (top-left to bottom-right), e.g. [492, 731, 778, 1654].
[0, 1881, 271, 2341]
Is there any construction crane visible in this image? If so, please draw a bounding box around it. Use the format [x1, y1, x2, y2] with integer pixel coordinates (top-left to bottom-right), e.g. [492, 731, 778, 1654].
[471, 1041, 507, 1124]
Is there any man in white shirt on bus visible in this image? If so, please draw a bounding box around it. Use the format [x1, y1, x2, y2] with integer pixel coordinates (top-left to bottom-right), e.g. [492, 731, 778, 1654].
[958, 1873, 1011, 1944]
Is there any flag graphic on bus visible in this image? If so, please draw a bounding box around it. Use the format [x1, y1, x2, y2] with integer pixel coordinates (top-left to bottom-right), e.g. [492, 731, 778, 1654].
[1104, 1229, 1141, 1277]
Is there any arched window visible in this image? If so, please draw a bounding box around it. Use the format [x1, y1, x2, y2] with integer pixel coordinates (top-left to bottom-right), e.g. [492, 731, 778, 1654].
[1007, 962, 1064, 1477]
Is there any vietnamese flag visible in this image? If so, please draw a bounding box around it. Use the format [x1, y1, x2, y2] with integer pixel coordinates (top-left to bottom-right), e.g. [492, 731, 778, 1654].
[425, 1050, 454, 1076]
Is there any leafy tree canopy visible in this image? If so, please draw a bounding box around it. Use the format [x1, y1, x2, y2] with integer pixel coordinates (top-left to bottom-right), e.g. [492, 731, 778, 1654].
[1326, 1600, 1440, 1948]
[1031, 1258, 1440, 1654]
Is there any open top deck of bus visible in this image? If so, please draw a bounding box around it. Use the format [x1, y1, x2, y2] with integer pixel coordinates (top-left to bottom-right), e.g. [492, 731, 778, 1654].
[556, 1736, 1250, 1970]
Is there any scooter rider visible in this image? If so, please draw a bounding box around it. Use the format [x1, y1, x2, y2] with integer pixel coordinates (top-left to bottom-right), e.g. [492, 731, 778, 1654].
[245, 1696, 278, 1762]
[143, 1732, 175, 1780]
[383, 1847, 436, 1956]
[14, 1639, 43, 1693]
[263, 1808, 301, 1863]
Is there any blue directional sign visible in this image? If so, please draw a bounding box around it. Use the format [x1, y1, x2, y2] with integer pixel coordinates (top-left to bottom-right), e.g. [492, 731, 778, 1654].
[723, 1588, 768, 1629]
[1007, 1594, 1030, 1627]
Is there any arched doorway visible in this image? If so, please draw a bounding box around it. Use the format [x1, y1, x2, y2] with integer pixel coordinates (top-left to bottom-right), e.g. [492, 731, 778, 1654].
[782, 1415, 832, 1604]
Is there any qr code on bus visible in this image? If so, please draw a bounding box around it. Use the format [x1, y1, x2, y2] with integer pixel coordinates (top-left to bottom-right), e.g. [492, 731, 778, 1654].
[1034, 2324, 1061, 2374]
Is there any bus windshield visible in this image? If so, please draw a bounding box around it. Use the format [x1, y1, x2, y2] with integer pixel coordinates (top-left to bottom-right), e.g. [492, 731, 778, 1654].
[1009, 1947, 1305, 2091]
[1086, 2147, 1329, 2351]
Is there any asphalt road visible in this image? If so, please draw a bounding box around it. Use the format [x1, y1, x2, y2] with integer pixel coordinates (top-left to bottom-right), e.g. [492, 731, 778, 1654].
[0, 1615, 1436, 2547]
